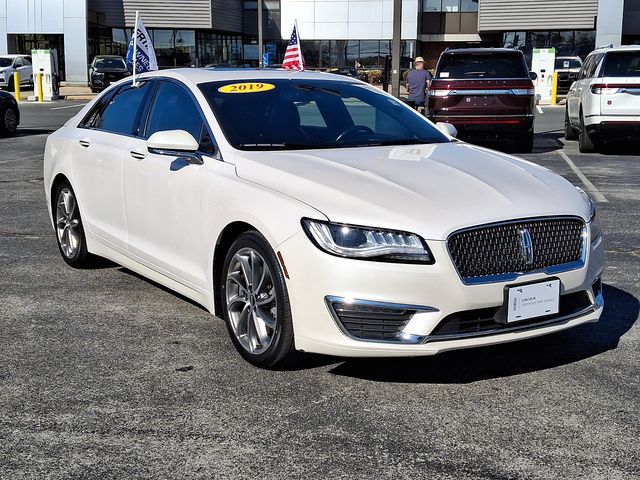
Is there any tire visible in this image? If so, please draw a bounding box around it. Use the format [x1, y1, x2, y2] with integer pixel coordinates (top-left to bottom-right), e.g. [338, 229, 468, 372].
[564, 107, 578, 140]
[514, 131, 534, 153]
[0, 105, 18, 135]
[53, 182, 95, 268]
[220, 231, 297, 369]
[7, 76, 13, 92]
[579, 111, 596, 153]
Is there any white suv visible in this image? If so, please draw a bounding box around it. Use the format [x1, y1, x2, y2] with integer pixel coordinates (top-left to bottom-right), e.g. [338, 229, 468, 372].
[0, 55, 33, 90]
[565, 45, 640, 152]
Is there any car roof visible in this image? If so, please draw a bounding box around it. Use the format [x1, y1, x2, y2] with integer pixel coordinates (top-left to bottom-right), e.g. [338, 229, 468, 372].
[441, 48, 524, 55]
[95, 55, 125, 59]
[591, 44, 640, 54]
[135, 68, 363, 86]
[0, 54, 28, 58]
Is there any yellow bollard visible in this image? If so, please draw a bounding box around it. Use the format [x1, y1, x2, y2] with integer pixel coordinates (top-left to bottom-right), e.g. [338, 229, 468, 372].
[550, 71, 558, 106]
[36, 73, 44, 103]
[13, 72, 20, 102]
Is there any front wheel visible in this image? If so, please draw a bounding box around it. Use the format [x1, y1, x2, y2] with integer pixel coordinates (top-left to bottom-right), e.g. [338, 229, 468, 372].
[221, 231, 296, 369]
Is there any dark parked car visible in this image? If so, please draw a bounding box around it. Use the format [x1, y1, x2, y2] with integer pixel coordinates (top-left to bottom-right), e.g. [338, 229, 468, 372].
[89, 55, 129, 93]
[427, 48, 536, 152]
[555, 56, 582, 95]
[0, 90, 19, 136]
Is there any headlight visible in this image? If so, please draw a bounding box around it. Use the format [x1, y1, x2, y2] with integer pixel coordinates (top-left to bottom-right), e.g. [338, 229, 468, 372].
[93, 72, 105, 78]
[302, 219, 434, 264]
[589, 198, 602, 245]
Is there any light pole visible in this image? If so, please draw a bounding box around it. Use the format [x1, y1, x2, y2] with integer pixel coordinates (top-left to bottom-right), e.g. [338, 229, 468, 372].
[258, 0, 264, 68]
[391, 0, 402, 97]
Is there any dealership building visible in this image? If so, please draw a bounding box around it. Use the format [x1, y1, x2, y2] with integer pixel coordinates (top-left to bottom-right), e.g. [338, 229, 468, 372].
[0, 0, 638, 84]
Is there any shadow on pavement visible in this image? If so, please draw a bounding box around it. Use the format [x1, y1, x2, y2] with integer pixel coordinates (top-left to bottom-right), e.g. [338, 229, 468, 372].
[463, 132, 562, 155]
[328, 284, 638, 383]
[14, 128, 57, 137]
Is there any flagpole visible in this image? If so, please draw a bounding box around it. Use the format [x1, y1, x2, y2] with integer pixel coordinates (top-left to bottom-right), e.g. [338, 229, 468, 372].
[132, 10, 139, 86]
[295, 19, 303, 71]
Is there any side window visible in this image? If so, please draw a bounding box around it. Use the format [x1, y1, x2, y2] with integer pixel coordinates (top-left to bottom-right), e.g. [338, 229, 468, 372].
[578, 56, 592, 80]
[95, 81, 151, 135]
[145, 81, 203, 141]
[591, 54, 604, 77]
[24, 57, 31, 65]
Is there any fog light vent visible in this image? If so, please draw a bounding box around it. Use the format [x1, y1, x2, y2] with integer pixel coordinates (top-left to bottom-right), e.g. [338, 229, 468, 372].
[325, 296, 434, 343]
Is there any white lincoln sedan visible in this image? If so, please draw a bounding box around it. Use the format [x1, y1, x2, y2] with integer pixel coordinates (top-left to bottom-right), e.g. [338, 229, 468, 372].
[44, 69, 604, 368]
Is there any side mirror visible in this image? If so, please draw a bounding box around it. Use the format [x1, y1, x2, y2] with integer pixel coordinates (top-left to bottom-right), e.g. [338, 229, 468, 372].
[530, 71, 538, 81]
[147, 130, 203, 165]
[436, 122, 458, 138]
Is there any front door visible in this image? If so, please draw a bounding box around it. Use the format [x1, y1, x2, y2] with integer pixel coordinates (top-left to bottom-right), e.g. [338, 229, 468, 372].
[123, 80, 215, 288]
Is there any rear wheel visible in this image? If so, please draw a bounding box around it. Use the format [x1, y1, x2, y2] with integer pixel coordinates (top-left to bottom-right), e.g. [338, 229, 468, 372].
[221, 231, 296, 369]
[54, 182, 94, 268]
[579, 111, 596, 153]
[564, 107, 578, 140]
[0, 104, 18, 135]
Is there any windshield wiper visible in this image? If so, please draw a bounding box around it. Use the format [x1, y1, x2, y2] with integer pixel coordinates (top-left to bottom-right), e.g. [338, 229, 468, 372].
[359, 139, 441, 146]
[239, 143, 322, 150]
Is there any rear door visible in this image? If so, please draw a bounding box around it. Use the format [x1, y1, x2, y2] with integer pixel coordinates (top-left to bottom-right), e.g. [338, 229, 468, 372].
[597, 50, 640, 117]
[72, 80, 153, 250]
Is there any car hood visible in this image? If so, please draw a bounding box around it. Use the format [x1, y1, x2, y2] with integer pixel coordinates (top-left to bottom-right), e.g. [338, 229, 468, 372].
[0, 67, 8, 73]
[233, 142, 589, 240]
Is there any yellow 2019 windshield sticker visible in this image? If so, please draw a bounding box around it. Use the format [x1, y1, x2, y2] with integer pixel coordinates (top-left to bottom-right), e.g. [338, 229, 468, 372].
[218, 82, 275, 93]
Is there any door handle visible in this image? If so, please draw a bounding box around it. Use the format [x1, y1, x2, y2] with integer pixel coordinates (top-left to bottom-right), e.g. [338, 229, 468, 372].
[130, 150, 147, 160]
[79, 139, 91, 148]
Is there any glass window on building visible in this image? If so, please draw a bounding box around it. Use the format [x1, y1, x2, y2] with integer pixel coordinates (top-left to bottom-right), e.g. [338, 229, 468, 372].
[153, 30, 174, 68]
[423, 0, 441, 11]
[550, 31, 574, 57]
[175, 30, 196, 67]
[460, 0, 478, 11]
[575, 30, 596, 58]
[360, 41, 381, 67]
[442, 0, 459, 12]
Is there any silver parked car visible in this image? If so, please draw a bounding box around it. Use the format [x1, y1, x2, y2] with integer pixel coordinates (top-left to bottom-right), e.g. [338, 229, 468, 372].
[0, 55, 33, 90]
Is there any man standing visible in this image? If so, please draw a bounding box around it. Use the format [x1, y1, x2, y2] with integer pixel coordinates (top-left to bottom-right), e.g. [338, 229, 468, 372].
[406, 56, 431, 109]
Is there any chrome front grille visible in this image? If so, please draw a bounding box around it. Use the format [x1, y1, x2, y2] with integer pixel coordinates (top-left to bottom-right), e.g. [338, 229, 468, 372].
[448, 217, 586, 284]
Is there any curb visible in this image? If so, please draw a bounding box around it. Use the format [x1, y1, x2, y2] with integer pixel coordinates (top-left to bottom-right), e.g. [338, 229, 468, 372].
[62, 95, 96, 101]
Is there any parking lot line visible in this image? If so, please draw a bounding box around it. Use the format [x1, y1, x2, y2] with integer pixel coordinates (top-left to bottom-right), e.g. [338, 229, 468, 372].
[536, 105, 543, 114]
[50, 103, 87, 110]
[556, 150, 609, 203]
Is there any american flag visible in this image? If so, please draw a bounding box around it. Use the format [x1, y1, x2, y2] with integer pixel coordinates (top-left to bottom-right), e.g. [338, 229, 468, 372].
[282, 22, 304, 71]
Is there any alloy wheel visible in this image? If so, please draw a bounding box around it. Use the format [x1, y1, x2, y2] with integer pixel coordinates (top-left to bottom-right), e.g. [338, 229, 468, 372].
[4, 108, 17, 133]
[225, 247, 278, 354]
[55, 187, 81, 259]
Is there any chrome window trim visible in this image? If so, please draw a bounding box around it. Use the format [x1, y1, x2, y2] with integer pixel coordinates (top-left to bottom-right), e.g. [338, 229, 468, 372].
[445, 216, 588, 286]
[325, 296, 438, 345]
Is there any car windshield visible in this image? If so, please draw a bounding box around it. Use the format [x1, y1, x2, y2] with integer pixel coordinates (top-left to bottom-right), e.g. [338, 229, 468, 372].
[199, 79, 449, 150]
[0, 58, 13, 68]
[436, 53, 528, 79]
[95, 57, 127, 69]
[555, 58, 581, 69]
[603, 51, 640, 77]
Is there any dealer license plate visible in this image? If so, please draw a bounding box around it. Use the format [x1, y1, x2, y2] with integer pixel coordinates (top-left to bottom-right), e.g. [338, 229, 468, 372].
[507, 279, 560, 323]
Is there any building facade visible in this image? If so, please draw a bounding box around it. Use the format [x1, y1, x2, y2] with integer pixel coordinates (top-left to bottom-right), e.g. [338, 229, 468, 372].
[0, 0, 637, 85]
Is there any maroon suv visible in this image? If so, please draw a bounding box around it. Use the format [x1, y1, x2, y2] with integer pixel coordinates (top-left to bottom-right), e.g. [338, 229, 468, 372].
[427, 48, 536, 153]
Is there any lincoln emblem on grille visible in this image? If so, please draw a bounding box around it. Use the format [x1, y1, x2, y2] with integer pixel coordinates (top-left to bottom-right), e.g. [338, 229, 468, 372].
[518, 228, 534, 265]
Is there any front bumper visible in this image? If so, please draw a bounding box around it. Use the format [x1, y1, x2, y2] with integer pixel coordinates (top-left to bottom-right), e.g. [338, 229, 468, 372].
[278, 229, 604, 357]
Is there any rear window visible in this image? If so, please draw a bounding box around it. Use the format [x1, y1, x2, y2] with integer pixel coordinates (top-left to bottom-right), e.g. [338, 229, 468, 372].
[555, 59, 581, 69]
[602, 51, 640, 77]
[436, 53, 528, 79]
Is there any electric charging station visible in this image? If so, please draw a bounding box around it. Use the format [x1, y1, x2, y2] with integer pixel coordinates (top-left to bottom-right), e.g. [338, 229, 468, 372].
[29, 49, 60, 101]
[531, 47, 556, 105]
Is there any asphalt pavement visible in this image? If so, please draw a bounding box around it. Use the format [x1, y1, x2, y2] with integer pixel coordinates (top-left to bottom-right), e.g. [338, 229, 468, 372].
[0, 102, 638, 479]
